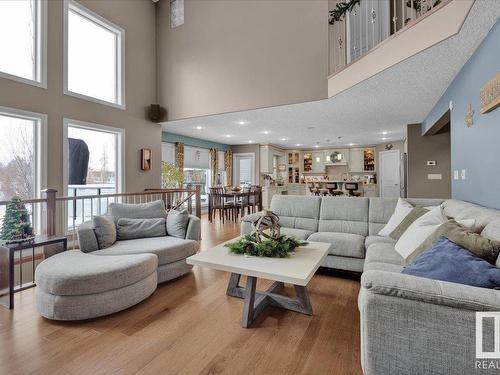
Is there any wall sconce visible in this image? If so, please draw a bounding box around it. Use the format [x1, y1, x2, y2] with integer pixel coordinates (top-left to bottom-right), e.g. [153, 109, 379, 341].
[315, 157, 321, 163]
[326, 155, 331, 162]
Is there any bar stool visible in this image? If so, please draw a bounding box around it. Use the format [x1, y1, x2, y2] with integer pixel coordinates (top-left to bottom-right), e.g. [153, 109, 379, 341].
[307, 182, 319, 196]
[326, 182, 344, 196]
[345, 182, 362, 197]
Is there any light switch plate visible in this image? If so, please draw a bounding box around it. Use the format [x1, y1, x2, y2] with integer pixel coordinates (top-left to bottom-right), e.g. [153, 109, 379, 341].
[428, 174, 442, 180]
[461, 169, 466, 180]
[454, 170, 459, 180]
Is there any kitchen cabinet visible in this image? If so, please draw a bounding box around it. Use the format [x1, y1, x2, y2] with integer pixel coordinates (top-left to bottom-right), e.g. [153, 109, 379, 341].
[349, 149, 364, 172]
[260, 145, 285, 174]
[303, 152, 312, 172]
[312, 152, 324, 173]
[349, 148, 376, 172]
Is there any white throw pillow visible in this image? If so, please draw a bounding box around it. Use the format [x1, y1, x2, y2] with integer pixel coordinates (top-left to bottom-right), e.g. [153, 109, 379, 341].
[395, 206, 448, 260]
[378, 198, 414, 237]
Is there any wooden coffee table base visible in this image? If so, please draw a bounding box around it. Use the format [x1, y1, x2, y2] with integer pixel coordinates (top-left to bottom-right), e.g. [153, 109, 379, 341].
[226, 273, 313, 328]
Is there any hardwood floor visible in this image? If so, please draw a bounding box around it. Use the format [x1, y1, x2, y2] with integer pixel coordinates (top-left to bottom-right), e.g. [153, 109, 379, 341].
[0, 215, 363, 375]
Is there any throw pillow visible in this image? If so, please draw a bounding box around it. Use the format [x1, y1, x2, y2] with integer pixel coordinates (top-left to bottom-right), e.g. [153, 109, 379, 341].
[402, 237, 500, 289]
[116, 218, 167, 240]
[108, 200, 167, 223]
[167, 208, 189, 238]
[394, 206, 447, 261]
[389, 206, 429, 240]
[378, 198, 414, 237]
[93, 215, 117, 249]
[411, 220, 500, 264]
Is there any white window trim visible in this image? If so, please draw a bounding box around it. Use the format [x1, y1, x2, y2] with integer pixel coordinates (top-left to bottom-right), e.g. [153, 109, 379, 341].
[233, 152, 255, 186]
[63, 0, 126, 109]
[0, 0, 47, 88]
[62, 118, 126, 200]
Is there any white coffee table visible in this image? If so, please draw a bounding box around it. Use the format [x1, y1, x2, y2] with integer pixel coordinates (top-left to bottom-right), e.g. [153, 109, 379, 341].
[186, 238, 330, 328]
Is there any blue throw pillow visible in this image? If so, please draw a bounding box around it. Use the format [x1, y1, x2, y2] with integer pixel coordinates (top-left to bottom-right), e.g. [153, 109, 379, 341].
[402, 237, 500, 289]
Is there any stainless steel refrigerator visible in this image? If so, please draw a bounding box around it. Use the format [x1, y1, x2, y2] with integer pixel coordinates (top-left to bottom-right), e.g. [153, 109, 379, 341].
[400, 152, 408, 198]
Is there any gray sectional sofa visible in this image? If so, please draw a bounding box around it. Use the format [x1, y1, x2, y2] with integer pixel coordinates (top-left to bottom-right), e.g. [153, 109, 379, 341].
[242, 195, 500, 375]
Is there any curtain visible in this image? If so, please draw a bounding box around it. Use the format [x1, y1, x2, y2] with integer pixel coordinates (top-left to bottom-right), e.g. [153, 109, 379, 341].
[209, 148, 218, 186]
[224, 150, 233, 187]
[175, 142, 184, 171]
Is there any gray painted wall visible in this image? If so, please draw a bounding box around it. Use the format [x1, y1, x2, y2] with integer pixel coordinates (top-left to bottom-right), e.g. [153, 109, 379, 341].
[407, 124, 451, 199]
[0, 0, 160, 194]
[422, 20, 500, 208]
[156, 0, 328, 121]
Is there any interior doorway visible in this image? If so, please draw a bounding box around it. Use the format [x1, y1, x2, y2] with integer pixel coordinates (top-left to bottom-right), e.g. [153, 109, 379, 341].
[379, 149, 401, 198]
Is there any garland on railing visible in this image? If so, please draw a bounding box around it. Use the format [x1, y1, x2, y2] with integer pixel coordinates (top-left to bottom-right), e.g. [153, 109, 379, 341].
[329, 0, 361, 25]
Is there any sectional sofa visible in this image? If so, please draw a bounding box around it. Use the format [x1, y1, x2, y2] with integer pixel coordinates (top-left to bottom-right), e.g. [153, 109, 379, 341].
[241, 195, 500, 375]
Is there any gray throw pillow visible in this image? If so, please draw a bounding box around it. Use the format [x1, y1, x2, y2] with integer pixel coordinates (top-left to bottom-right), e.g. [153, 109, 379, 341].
[167, 209, 189, 238]
[93, 215, 117, 249]
[116, 218, 167, 240]
[108, 200, 167, 223]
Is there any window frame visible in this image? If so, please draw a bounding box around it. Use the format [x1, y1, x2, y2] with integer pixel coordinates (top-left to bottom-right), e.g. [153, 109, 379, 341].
[0, 106, 48, 234]
[63, 0, 126, 109]
[62, 118, 126, 201]
[0, 0, 47, 88]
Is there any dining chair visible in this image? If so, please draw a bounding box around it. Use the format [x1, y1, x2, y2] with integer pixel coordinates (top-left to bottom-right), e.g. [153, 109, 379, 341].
[248, 185, 262, 213]
[209, 187, 235, 223]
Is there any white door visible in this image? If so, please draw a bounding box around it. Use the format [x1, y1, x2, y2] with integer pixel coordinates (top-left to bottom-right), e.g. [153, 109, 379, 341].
[233, 153, 255, 186]
[379, 150, 401, 198]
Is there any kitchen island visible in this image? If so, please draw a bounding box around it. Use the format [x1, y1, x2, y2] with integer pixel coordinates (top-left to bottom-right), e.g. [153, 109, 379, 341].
[262, 184, 307, 208]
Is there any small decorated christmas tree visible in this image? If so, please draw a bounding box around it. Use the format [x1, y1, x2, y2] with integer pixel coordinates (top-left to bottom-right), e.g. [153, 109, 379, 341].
[1, 197, 33, 244]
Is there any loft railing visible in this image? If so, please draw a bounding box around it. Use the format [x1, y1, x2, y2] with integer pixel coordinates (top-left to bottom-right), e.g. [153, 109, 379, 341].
[0, 186, 201, 239]
[328, 0, 451, 75]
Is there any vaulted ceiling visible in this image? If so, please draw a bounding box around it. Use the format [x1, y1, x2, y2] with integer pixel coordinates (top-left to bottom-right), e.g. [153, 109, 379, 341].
[161, 1, 500, 149]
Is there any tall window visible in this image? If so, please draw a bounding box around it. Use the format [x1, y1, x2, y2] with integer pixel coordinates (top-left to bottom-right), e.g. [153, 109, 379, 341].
[64, 119, 124, 229]
[64, 0, 125, 108]
[0, 107, 46, 232]
[0, 0, 46, 86]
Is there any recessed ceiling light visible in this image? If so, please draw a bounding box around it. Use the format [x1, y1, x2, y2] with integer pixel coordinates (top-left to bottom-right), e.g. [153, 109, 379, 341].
[296, 143, 302, 147]
[381, 131, 389, 135]
[237, 121, 246, 125]
[314, 144, 319, 148]
[247, 140, 253, 143]
[381, 137, 388, 141]
[263, 130, 270, 135]
[225, 134, 232, 138]
[195, 126, 204, 130]
[280, 137, 287, 141]
[349, 143, 355, 146]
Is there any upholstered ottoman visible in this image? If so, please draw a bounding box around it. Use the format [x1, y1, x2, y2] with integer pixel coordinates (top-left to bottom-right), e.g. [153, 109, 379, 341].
[35, 250, 158, 320]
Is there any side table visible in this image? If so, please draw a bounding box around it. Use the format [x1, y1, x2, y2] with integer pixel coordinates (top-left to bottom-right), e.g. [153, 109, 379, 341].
[0, 235, 67, 309]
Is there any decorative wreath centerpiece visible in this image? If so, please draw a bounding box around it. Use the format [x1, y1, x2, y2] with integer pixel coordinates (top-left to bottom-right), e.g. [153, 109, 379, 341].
[225, 210, 307, 258]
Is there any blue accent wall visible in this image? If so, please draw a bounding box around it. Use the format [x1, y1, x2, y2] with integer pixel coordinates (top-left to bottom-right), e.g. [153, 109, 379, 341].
[422, 20, 500, 209]
[162, 132, 230, 151]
